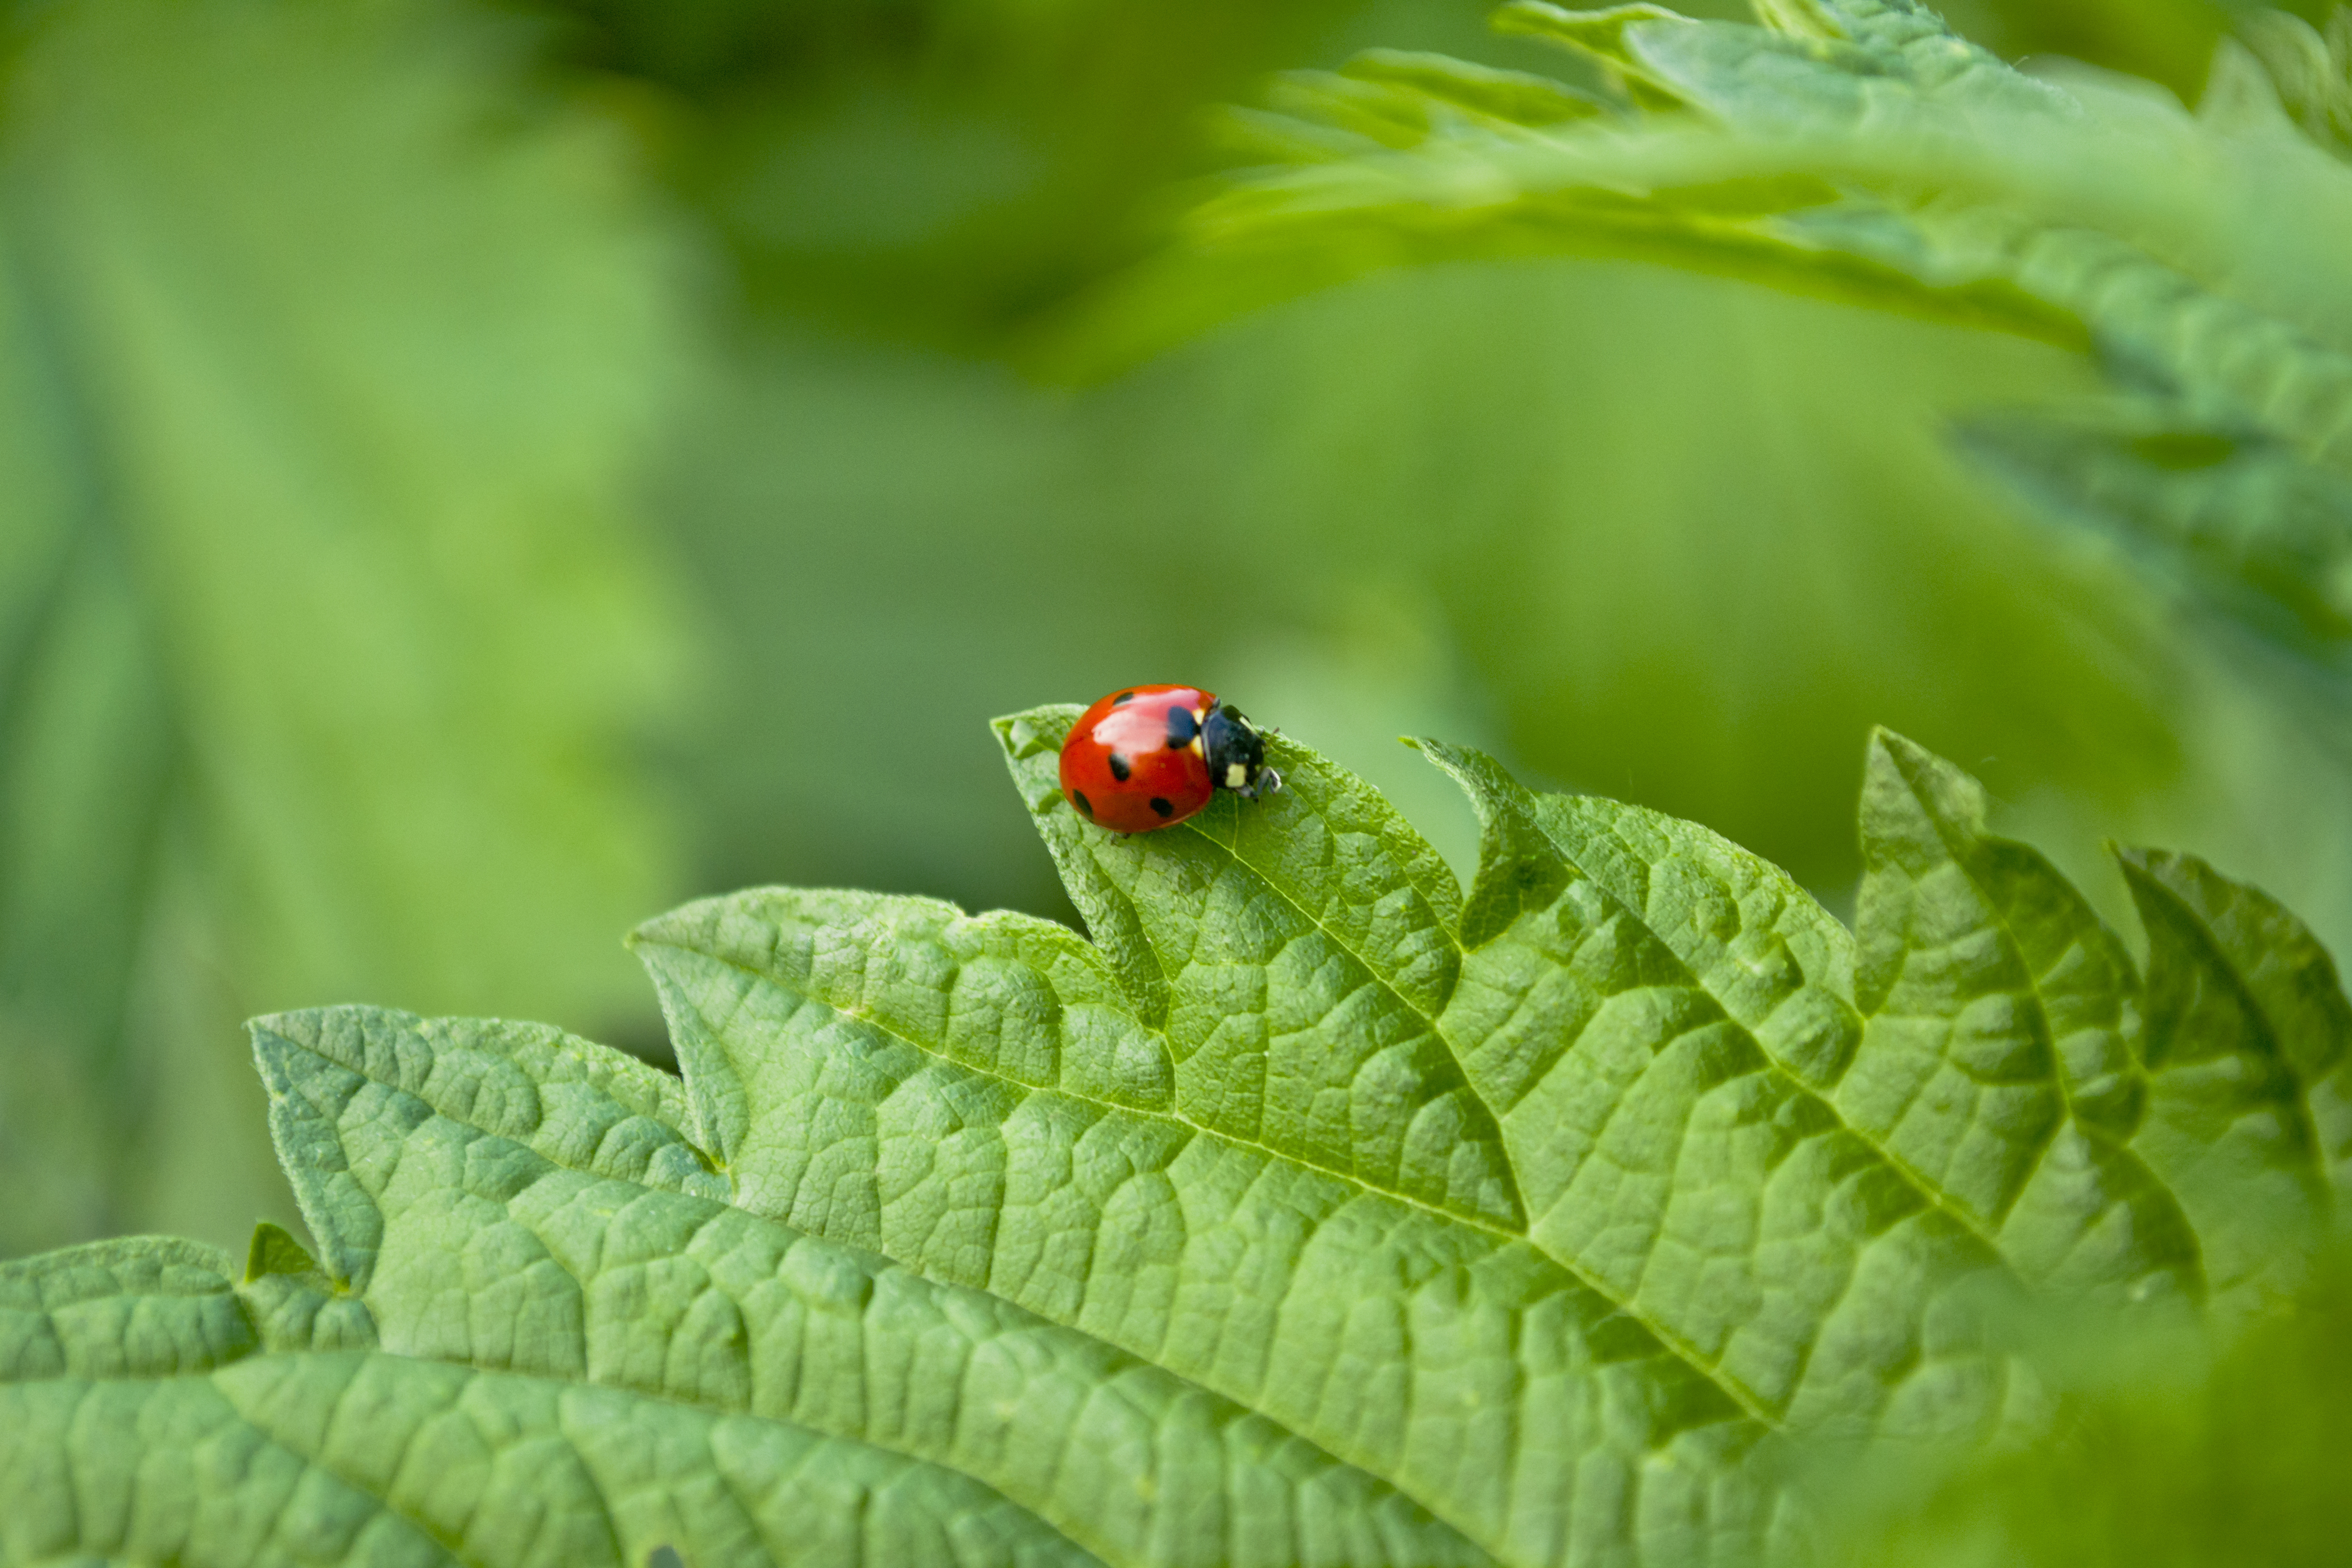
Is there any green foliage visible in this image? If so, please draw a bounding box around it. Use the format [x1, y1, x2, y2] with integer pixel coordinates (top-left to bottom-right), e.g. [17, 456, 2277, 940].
[1821, 1253, 2352, 1566]
[1132, 0, 2352, 684]
[10, 715, 2348, 1564]
[0, 0, 687, 1254]
[9, 0, 2352, 1347]
[524, 0, 1373, 351]
[10, 4, 2352, 1549]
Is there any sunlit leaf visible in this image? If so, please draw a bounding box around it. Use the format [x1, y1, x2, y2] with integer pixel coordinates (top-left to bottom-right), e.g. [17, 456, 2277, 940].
[617, 714, 2350, 1564]
[7, 715, 2346, 1562]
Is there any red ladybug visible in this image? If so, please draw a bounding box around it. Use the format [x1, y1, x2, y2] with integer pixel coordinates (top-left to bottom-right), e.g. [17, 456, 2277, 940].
[1059, 684, 1282, 833]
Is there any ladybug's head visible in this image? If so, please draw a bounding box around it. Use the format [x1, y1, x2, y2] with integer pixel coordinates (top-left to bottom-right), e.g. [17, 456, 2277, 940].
[1202, 700, 1281, 801]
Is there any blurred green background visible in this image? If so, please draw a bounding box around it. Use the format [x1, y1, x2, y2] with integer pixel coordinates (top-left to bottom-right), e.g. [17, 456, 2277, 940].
[2, 0, 2344, 1261]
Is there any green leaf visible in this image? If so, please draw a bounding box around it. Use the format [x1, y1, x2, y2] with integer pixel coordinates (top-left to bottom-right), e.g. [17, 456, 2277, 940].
[241, 1220, 321, 1286]
[0, 1232, 1091, 1567]
[1339, 52, 1609, 129]
[1844, 732, 2201, 1307]
[1137, 0, 2352, 678]
[636, 712, 1786, 1568]
[1957, 409, 2352, 654]
[2119, 846, 2352, 1303]
[636, 715, 2352, 1562]
[255, 1005, 1484, 1567]
[1820, 1249, 2352, 1567]
[21, 719, 2352, 1563]
[0, 0, 689, 1255]
[1410, 736, 2023, 1434]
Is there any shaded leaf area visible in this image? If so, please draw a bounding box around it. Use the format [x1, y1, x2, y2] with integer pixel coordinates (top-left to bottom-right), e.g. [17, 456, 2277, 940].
[1085, 0, 2352, 678]
[521, 0, 1385, 354]
[1820, 1248, 2352, 1568]
[7, 718, 2348, 1563]
[514, 0, 2294, 353]
[1957, 407, 2352, 653]
[0, 0, 687, 1255]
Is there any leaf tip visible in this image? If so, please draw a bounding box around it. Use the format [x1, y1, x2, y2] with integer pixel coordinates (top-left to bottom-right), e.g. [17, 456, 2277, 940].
[2111, 845, 2202, 917]
[1409, 734, 1565, 945]
[1862, 723, 1917, 765]
[1857, 730, 2011, 885]
[992, 705, 1080, 762]
[628, 896, 739, 978]
[244, 1012, 304, 1084]
[2113, 844, 2259, 924]
[1405, 733, 1477, 773]
[1864, 727, 1977, 787]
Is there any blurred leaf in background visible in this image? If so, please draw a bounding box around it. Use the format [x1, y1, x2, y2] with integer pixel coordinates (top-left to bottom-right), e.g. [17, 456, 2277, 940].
[1821, 1252, 2352, 1566]
[0, 0, 688, 1256]
[527, 0, 1385, 351]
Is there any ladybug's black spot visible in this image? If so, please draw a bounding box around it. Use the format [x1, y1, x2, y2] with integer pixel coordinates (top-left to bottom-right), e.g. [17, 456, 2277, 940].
[1112, 691, 1135, 705]
[1108, 752, 1132, 782]
[1164, 705, 1198, 748]
[1072, 791, 1094, 819]
[1150, 797, 1174, 818]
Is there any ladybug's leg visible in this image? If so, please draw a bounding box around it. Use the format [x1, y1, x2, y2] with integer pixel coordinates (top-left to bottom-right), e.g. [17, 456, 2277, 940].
[1240, 767, 1283, 800]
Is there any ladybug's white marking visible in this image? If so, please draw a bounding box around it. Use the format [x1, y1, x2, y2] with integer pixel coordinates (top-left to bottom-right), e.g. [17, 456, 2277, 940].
[1225, 763, 1248, 788]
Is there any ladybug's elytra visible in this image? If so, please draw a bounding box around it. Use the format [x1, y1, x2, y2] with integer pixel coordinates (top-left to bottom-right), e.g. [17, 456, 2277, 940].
[1058, 684, 1282, 833]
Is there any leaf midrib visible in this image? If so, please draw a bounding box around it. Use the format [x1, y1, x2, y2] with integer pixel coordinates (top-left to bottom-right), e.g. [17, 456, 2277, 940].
[1054, 742, 1993, 1432]
[1170, 797, 1514, 1182]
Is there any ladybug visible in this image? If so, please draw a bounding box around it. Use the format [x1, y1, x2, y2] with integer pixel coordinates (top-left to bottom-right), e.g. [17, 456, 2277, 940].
[1059, 684, 1282, 833]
